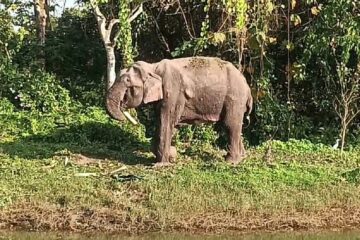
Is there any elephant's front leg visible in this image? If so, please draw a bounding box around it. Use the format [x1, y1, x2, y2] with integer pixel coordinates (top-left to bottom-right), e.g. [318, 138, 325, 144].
[153, 107, 175, 167]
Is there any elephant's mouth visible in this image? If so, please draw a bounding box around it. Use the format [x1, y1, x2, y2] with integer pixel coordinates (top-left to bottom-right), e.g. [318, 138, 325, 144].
[121, 88, 139, 109]
[118, 90, 138, 125]
[121, 89, 129, 108]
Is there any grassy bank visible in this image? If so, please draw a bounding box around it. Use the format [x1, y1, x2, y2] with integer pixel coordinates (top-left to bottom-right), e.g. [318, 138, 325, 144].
[1, 106, 360, 233]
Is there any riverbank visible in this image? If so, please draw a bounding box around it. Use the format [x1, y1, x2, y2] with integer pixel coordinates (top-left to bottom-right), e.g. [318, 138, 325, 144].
[1, 108, 360, 234]
[2, 230, 360, 240]
[2, 201, 360, 233]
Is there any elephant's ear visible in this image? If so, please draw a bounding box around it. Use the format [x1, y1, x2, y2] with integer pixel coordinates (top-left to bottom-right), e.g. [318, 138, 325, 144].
[132, 61, 163, 104]
[143, 72, 163, 104]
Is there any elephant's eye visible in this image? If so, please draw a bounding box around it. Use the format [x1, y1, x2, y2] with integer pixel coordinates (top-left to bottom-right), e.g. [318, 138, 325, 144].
[123, 77, 130, 84]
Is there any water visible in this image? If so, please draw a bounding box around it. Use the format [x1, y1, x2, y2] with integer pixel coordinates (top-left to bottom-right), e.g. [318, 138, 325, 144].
[1, 231, 360, 240]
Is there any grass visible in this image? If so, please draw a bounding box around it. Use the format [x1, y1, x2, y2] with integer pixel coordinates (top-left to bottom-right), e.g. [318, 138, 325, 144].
[1, 106, 360, 233]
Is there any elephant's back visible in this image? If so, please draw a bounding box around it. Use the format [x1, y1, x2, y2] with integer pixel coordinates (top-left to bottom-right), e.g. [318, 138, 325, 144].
[162, 57, 227, 72]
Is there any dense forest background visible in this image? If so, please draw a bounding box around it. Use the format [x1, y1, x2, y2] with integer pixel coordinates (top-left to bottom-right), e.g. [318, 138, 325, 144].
[0, 0, 359, 149]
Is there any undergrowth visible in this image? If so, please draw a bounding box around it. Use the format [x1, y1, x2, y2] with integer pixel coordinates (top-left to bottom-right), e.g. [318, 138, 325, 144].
[1, 98, 360, 233]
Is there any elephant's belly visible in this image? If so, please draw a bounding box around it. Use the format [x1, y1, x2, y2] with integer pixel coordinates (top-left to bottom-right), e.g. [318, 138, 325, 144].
[179, 100, 223, 124]
[179, 113, 220, 124]
[179, 78, 227, 124]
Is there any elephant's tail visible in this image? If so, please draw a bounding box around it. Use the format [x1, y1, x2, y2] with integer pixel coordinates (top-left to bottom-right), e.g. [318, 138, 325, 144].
[245, 90, 253, 126]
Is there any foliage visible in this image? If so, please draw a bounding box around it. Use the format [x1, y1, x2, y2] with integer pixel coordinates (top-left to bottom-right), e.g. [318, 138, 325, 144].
[0, 63, 72, 113]
[118, 0, 134, 67]
[300, 0, 360, 148]
[303, 0, 360, 65]
[0, 0, 360, 148]
[44, 8, 106, 106]
[0, 8, 17, 62]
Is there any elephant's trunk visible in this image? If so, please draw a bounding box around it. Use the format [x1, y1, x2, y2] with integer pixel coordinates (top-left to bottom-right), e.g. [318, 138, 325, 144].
[106, 97, 125, 121]
[106, 83, 127, 121]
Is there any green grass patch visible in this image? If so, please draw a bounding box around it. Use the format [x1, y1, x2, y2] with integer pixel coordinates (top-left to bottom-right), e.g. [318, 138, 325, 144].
[1, 105, 360, 232]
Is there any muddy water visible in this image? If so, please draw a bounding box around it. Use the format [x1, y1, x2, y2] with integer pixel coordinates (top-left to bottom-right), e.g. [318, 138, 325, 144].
[1, 231, 360, 240]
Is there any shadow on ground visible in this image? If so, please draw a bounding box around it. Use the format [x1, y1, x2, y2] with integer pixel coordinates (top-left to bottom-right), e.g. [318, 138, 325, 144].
[0, 121, 155, 166]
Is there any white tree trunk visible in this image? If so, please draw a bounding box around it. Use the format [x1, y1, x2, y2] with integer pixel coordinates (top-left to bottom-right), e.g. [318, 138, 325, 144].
[106, 45, 116, 89]
[90, 1, 143, 89]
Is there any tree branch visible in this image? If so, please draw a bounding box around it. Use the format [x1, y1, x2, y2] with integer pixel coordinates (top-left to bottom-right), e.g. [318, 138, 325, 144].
[333, 98, 342, 118]
[90, 1, 107, 43]
[176, 0, 194, 39]
[113, 30, 121, 46]
[90, 1, 144, 48]
[129, 3, 143, 22]
[149, 9, 171, 54]
[90, 0, 106, 21]
[112, 3, 143, 44]
[108, 19, 120, 31]
[347, 109, 360, 124]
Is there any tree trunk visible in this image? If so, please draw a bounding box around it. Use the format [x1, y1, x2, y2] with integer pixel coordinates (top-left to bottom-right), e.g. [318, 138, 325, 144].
[90, 1, 143, 89]
[106, 45, 116, 89]
[340, 128, 346, 153]
[340, 118, 347, 154]
[34, 0, 50, 67]
[34, 0, 49, 45]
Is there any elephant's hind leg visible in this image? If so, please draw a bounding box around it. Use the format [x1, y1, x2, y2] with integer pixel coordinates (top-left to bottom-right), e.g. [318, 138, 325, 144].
[223, 106, 246, 164]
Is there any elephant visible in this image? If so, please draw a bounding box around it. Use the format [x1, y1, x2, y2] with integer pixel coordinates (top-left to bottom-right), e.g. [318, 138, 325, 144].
[106, 57, 253, 167]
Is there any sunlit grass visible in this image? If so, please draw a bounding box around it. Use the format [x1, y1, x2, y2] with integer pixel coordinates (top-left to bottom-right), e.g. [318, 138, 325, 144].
[1, 107, 360, 232]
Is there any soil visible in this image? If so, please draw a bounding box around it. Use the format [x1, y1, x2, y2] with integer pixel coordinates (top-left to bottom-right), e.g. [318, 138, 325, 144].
[1, 203, 360, 234]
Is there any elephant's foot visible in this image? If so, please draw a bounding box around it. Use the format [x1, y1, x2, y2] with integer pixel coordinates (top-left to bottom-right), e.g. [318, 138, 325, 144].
[152, 145, 177, 167]
[225, 153, 246, 165]
[153, 161, 173, 168]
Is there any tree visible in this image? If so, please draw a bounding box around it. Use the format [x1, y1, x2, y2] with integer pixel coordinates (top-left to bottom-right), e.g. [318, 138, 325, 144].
[89, 0, 143, 89]
[33, 0, 50, 67]
[334, 63, 360, 153]
[33, 0, 50, 45]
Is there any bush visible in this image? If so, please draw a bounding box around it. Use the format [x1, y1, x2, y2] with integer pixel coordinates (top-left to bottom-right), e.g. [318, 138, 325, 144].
[260, 139, 330, 154]
[0, 63, 73, 114]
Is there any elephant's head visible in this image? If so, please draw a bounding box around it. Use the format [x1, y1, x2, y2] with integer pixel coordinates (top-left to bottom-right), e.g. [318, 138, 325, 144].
[106, 61, 163, 122]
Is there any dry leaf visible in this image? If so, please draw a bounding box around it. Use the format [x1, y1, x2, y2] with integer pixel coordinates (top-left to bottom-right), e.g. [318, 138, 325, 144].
[268, 37, 277, 44]
[291, 14, 301, 26]
[311, 6, 320, 15]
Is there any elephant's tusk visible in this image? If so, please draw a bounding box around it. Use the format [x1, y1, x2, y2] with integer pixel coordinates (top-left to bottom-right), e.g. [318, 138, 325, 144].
[123, 111, 138, 125]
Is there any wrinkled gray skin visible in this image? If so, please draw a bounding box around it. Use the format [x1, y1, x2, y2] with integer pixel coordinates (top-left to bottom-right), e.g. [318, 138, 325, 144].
[106, 57, 253, 167]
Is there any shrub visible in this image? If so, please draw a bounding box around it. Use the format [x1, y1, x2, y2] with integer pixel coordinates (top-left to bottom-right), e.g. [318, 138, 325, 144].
[0, 63, 73, 114]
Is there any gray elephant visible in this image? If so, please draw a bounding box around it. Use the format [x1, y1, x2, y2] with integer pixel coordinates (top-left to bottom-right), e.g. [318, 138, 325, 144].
[106, 57, 253, 167]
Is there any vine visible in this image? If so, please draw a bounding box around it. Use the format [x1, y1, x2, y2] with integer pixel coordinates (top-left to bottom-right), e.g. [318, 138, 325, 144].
[244, 0, 275, 101]
[225, 0, 248, 71]
[225, 0, 247, 30]
[195, 0, 211, 53]
[118, 0, 134, 67]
